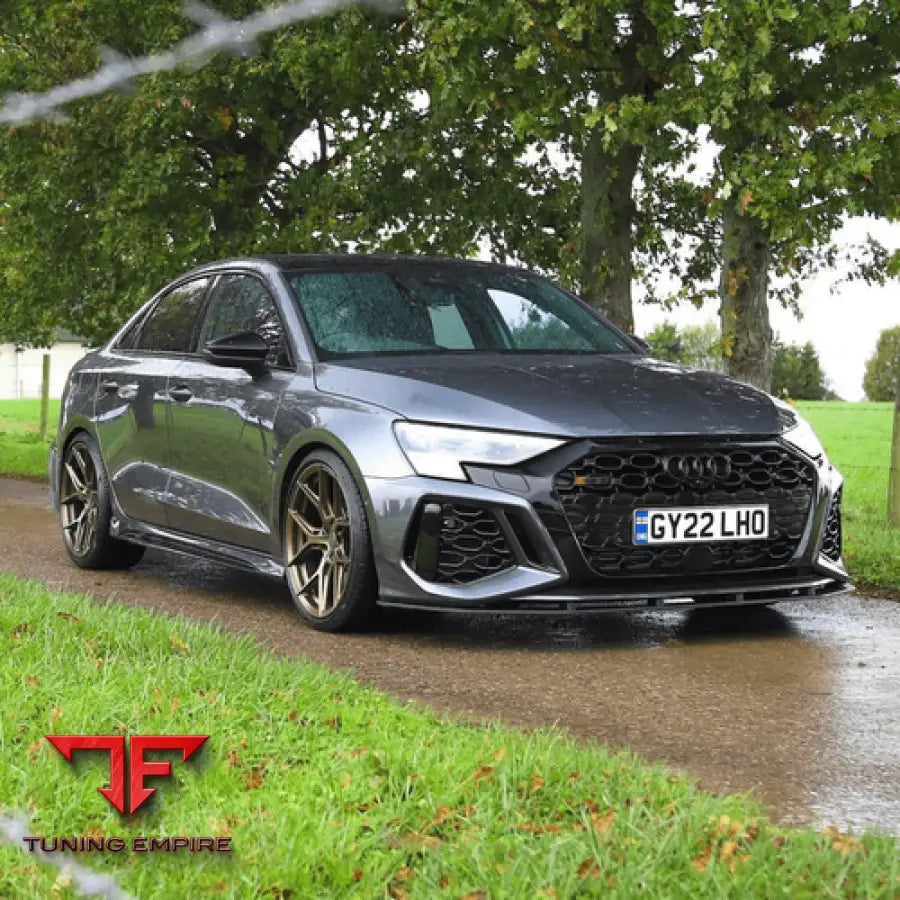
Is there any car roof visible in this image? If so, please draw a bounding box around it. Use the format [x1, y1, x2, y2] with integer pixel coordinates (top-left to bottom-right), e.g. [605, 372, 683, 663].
[180, 253, 537, 279]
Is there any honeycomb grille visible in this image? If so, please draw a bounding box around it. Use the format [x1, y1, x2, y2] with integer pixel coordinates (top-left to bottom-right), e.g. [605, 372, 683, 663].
[435, 503, 514, 584]
[821, 488, 842, 562]
[553, 442, 816, 578]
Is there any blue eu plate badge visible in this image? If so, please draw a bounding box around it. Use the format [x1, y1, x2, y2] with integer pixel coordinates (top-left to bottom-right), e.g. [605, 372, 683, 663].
[634, 510, 649, 545]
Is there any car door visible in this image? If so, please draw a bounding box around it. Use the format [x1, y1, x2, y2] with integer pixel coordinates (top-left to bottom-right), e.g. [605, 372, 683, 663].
[93, 276, 211, 527]
[165, 272, 294, 550]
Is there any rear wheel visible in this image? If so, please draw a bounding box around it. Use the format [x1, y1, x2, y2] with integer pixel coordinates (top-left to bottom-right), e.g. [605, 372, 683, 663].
[59, 435, 145, 570]
[283, 451, 376, 632]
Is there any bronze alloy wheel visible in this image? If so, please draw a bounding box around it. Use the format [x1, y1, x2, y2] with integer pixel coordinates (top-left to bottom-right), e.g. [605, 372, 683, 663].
[285, 461, 353, 618]
[60, 441, 101, 557]
[57, 435, 145, 570]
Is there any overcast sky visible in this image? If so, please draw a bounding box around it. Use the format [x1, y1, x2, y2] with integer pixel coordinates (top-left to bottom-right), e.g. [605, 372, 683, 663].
[633, 217, 899, 401]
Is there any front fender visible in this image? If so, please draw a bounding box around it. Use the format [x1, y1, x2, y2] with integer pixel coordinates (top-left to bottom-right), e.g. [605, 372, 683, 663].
[269, 392, 413, 558]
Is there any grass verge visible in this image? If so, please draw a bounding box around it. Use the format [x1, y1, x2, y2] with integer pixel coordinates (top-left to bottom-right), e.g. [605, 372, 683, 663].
[0, 398, 60, 480]
[0, 574, 897, 898]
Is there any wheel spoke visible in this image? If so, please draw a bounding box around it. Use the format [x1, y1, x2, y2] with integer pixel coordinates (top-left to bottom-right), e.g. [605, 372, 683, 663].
[65, 462, 86, 494]
[84, 505, 97, 551]
[299, 481, 319, 509]
[289, 509, 328, 545]
[298, 554, 327, 608]
[63, 506, 87, 531]
[287, 542, 320, 570]
[331, 559, 346, 601]
[319, 472, 332, 525]
[73, 447, 95, 490]
[73, 516, 86, 554]
[316, 564, 329, 612]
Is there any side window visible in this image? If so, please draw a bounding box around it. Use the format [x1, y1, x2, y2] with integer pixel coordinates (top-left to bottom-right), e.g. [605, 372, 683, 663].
[135, 278, 210, 353]
[199, 274, 291, 368]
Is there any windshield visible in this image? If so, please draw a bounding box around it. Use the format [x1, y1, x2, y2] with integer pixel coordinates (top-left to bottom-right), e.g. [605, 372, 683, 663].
[285, 267, 635, 358]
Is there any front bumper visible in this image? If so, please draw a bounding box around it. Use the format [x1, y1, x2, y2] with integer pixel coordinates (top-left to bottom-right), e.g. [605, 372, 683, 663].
[364, 437, 850, 613]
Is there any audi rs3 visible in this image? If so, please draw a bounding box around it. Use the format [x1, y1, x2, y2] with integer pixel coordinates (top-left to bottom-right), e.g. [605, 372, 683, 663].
[51, 255, 849, 630]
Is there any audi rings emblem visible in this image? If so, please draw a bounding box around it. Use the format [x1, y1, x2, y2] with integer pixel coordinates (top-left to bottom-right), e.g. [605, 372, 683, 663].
[664, 454, 732, 483]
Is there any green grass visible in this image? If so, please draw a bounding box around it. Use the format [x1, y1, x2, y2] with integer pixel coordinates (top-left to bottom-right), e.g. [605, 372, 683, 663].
[0, 397, 897, 592]
[0, 398, 60, 479]
[797, 402, 899, 592]
[0, 574, 896, 898]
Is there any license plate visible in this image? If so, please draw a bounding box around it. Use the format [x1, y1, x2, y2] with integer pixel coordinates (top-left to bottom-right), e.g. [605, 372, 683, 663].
[633, 505, 769, 545]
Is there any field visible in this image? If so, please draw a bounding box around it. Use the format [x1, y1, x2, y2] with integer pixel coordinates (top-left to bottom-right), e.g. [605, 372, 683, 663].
[0, 398, 897, 593]
[0, 397, 60, 480]
[0, 573, 897, 898]
[796, 402, 899, 593]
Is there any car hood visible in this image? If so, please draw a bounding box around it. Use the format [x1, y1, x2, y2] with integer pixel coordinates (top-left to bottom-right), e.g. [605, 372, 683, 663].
[314, 353, 782, 437]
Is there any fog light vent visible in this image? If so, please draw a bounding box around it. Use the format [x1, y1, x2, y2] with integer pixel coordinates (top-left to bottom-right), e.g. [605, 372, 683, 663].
[435, 503, 514, 584]
[821, 488, 842, 563]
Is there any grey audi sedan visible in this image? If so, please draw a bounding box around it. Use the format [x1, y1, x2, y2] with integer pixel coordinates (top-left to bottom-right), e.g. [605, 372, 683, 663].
[50, 254, 849, 630]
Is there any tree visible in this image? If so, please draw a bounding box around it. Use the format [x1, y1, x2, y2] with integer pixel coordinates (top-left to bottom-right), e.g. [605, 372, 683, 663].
[410, 0, 704, 332]
[863, 326, 900, 402]
[644, 321, 682, 362]
[2, 0, 897, 364]
[688, 0, 900, 388]
[644, 320, 724, 370]
[413, 0, 898, 388]
[0, 0, 411, 345]
[771, 340, 827, 400]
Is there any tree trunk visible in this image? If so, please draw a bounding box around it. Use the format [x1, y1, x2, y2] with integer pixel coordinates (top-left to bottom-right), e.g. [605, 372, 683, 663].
[719, 202, 774, 390]
[580, 129, 640, 333]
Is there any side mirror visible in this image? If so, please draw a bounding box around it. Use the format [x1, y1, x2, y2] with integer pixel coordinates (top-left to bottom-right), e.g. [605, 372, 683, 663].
[202, 331, 269, 375]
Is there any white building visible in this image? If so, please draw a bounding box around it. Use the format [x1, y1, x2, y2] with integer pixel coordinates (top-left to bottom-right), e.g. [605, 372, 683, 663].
[0, 329, 90, 400]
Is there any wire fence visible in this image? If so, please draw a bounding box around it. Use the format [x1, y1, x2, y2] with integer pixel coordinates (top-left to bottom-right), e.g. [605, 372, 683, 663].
[0, 0, 399, 125]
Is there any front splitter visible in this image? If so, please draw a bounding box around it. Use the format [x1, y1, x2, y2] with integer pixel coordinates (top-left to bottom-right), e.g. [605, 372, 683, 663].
[378, 576, 853, 615]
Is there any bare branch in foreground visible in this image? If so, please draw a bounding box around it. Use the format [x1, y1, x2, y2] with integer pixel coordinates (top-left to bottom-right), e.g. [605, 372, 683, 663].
[0, 0, 402, 124]
[0, 813, 136, 900]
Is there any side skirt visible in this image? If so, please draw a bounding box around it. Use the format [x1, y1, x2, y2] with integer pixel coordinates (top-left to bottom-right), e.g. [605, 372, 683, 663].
[110, 513, 285, 579]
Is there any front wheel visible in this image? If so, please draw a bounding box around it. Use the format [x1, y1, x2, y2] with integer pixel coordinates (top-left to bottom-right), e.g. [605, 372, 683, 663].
[283, 450, 377, 632]
[59, 435, 145, 570]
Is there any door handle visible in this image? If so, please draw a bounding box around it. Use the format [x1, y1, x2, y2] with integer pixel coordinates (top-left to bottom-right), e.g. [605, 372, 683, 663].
[100, 380, 119, 395]
[168, 386, 193, 403]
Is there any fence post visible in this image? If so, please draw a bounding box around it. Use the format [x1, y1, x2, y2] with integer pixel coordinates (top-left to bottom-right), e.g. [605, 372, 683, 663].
[890, 377, 900, 527]
[39, 353, 51, 442]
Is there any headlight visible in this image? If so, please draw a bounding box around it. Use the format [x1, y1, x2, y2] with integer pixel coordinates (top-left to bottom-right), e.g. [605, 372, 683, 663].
[774, 399, 826, 462]
[393, 422, 565, 481]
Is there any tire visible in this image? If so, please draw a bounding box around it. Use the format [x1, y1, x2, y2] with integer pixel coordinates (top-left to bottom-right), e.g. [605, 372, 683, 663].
[283, 450, 377, 632]
[59, 434, 146, 570]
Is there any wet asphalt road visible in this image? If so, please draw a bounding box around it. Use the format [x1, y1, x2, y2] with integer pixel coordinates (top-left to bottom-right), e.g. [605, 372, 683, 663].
[1, 477, 898, 833]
